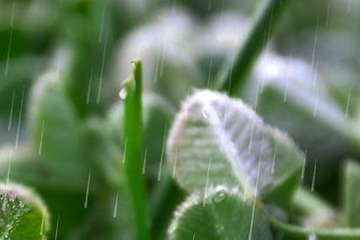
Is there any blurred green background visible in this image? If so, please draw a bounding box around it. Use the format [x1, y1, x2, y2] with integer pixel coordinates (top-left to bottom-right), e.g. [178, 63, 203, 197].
[0, 0, 360, 239]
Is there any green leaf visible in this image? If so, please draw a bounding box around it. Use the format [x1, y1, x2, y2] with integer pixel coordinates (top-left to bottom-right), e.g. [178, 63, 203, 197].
[166, 90, 304, 207]
[246, 54, 354, 157]
[28, 70, 90, 184]
[343, 160, 360, 227]
[168, 186, 272, 240]
[0, 182, 50, 240]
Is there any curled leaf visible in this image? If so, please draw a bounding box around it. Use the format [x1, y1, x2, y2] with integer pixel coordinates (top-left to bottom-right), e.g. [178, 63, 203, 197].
[167, 90, 304, 207]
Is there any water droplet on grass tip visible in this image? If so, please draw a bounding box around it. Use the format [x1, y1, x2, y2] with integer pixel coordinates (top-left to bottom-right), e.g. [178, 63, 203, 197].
[119, 87, 127, 100]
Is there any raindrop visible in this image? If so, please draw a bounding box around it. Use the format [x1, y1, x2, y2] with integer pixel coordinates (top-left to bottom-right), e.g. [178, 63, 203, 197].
[113, 191, 119, 218]
[157, 129, 167, 181]
[301, 154, 307, 181]
[15, 86, 25, 150]
[8, 90, 15, 131]
[119, 87, 127, 100]
[84, 168, 91, 209]
[54, 215, 60, 240]
[5, 1, 16, 76]
[203, 157, 212, 207]
[311, 160, 317, 192]
[86, 66, 94, 105]
[142, 146, 148, 175]
[212, 189, 228, 203]
[38, 121, 45, 155]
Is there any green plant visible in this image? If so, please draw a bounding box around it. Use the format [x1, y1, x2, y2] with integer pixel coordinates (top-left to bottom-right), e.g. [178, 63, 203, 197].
[1, 0, 360, 239]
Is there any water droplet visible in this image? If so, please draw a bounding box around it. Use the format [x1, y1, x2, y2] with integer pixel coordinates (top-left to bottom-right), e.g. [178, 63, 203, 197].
[212, 189, 228, 203]
[201, 106, 211, 119]
[119, 87, 127, 100]
[201, 105, 220, 124]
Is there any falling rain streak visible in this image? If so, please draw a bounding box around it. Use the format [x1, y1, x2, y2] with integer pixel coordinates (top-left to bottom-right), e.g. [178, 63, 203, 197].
[113, 191, 119, 218]
[98, 7, 106, 43]
[207, 50, 214, 89]
[325, 1, 331, 26]
[311, 160, 317, 192]
[54, 216, 60, 240]
[5, 1, 16, 76]
[157, 129, 168, 181]
[122, 138, 128, 164]
[203, 157, 212, 207]
[15, 86, 25, 150]
[271, 144, 277, 175]
[8, 90, 15, 131]
[84, 168, 92, 209]
[248, 159, 263, 240]
[301, 154, 307, 181]
[6, 150, 12, 184]
[311, 18, 319, 72]
[86, 66, 94, 104]
[97, 20, 110, 105]
[142, 146, 148, 175]
[38, 121, 45, 155]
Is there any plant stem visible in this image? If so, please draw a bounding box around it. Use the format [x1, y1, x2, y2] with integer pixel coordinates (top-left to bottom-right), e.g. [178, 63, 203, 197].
[268, 214, 360, 239]
[265, 188, 360, 239]
[150, 171, 185, 239]
[123, 60, 150, 240]
[292, 187, 338, 227]
[215, 0, 292, 95]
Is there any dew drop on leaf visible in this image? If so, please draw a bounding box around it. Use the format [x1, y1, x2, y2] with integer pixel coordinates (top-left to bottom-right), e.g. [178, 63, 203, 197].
[212, 189, 228, 203]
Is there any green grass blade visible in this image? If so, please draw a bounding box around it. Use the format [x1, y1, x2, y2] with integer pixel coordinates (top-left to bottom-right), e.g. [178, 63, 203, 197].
[123, 60, 150, 240]
[343, 160, 360, 227]
[215, 0, 292, 94]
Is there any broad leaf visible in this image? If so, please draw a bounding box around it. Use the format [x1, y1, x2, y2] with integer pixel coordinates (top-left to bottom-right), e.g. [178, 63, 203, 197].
[28, 71, 90, 185]
[0, 182, 50, 240]
[168, 186, 272, 240]
[167, 90, 304, 207]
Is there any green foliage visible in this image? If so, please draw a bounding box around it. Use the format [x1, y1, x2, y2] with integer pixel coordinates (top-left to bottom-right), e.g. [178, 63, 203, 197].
[0, 0, 360, 239]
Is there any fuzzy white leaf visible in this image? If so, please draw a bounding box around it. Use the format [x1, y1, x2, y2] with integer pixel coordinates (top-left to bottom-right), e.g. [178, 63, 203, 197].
[167, 90, 304, 206]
